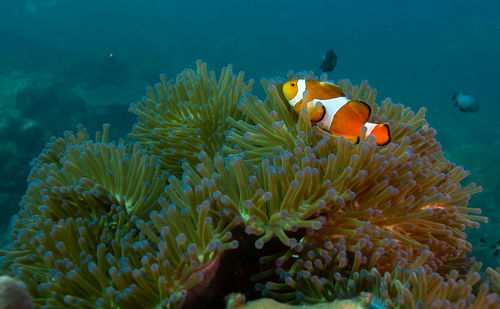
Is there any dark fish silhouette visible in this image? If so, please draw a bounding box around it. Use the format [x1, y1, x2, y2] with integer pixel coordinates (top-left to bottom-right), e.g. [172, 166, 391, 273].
[452, 92, 479, 112]
[320, 49, 337, 73]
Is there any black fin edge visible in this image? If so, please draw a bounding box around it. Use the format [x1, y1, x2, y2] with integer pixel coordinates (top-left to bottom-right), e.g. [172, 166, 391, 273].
[378, 124, 391, 146]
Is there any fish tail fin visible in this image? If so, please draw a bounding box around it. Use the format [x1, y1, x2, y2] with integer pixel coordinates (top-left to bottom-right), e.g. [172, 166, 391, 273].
[452, 92, 457, 101]
[369, 124, 391, 146]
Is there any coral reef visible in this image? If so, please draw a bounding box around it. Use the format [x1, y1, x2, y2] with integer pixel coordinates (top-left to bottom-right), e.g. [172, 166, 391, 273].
[0, 275, 33, 309]
[1, 61, 499, 308]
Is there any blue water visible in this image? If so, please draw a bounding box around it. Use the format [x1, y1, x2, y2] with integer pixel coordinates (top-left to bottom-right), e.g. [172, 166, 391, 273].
[1, 0, 499, 267]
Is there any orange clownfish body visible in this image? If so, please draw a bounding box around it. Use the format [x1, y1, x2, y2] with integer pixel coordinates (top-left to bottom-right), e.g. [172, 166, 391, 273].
[282, 79, 391, 146]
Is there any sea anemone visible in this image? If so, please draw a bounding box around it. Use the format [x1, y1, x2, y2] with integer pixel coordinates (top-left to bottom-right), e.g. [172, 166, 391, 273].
[1, 124, 239, 308]
[257, 238, 499, 307]
[223, 73, 485, 274]
[0, 62, 496, 308]
[129, 60, 254, 176]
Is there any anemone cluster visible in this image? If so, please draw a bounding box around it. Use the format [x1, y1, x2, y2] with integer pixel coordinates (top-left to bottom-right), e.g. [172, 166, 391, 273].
[1, 61, 499, 308]
[129, 61, 253, 176]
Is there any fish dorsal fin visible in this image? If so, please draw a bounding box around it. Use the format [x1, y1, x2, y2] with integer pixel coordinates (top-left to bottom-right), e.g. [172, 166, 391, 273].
[306, 80, 344, 100]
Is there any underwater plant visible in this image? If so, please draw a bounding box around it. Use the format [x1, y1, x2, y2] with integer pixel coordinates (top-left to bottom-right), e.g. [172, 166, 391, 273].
[1, 61, 498, 308]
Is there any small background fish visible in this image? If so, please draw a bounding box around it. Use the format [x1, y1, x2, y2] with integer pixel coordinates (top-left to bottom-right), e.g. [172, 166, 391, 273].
[453, 92, 479, 112]
[320, 49, 337, 73]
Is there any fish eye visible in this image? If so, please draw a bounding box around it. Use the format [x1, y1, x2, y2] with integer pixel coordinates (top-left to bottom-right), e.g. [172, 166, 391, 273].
[291, 83, 295, 86]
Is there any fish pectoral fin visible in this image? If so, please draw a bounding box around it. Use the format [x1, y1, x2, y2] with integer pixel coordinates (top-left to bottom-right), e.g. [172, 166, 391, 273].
[309, 102, 326, 122]
[330, 100, 371, 136]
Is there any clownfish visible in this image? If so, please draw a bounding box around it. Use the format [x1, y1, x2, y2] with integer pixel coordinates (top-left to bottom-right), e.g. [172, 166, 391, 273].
[282, 79, 391, 146]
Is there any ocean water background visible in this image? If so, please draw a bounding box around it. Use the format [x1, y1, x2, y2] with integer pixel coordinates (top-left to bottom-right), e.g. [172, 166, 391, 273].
[0, 0, 499, 268]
